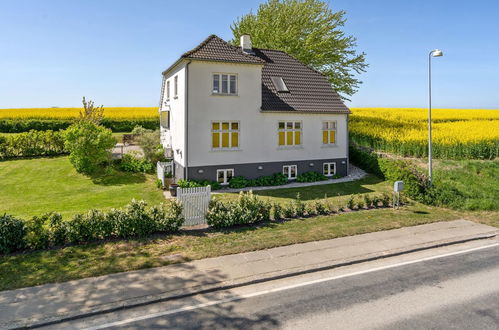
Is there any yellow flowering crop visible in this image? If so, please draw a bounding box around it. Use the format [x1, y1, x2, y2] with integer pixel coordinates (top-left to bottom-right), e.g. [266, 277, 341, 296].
[350, 108, 499, 159]
[0, 107, 158, 120]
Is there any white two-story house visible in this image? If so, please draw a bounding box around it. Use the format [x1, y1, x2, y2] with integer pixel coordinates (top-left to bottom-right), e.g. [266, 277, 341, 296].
[159, 34, 350, 185]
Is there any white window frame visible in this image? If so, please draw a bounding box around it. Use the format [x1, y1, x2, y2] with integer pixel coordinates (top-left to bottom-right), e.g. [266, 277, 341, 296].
[211, 121, 240, 150]
[212, 73, 238, 95]
[278, 121, 302, 146]
[166, 80, 170, 101]
[283, 165, 297, 180]
[216, 169, 234, 185]
[322, 121, 337, 145]
[174, 75, 178, 98]
[323, 162, 336, 176]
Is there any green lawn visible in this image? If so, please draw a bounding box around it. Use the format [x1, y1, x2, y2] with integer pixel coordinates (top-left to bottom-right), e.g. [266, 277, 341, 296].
[214, 175, 392, 205]
[2, 202, 491, 291]
[0, 156, 164, 219]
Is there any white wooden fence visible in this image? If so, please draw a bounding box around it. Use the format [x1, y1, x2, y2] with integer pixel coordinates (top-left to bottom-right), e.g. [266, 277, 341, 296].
[156, 161, 173, 186]
[177, 186, 211, 226]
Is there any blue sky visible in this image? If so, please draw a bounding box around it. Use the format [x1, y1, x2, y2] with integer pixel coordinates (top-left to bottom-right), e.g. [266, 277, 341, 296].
[0, 0, 498, 108]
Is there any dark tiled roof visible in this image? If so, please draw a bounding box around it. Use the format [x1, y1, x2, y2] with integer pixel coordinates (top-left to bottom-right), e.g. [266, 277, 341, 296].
[173, 35, 349, 114]
[181, 35, 264, 64]
[253, 48, 350, 114]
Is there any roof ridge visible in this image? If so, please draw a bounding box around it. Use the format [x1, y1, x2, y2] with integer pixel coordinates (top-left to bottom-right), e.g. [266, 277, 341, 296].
[181, 34, 218, 58]
[182, 34, 264, 63]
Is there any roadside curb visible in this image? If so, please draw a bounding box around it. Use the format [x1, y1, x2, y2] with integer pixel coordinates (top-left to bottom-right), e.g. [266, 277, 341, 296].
[9, 230, 498, 330]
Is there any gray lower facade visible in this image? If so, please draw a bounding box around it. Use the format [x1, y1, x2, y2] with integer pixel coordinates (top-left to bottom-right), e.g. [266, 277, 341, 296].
[184, 158, 348, 182]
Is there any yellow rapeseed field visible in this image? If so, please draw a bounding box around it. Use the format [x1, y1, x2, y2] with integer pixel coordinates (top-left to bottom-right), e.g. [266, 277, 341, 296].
[0, 107, 158, 120]
[350, 108, 499, 159]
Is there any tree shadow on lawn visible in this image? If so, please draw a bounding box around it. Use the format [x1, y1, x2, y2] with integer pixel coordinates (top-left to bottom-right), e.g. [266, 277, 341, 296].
[249, 175, 385, 201]
[89, 168, 147, 186]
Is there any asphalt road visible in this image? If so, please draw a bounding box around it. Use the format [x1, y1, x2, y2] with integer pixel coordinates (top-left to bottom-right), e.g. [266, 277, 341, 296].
[52, 243, 499, 330]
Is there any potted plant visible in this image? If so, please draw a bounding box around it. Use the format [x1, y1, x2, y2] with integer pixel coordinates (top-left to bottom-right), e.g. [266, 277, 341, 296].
[165, 172, 173, 189]
[169, 181, 178, 197]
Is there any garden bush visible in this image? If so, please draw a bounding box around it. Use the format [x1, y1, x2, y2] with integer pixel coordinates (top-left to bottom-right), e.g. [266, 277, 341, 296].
[177, 179, 222, 190]
[0, 130, 66, 159]
[206, 191, 272, 228]
[296, 171, 328, 183]
[0, 214, 26, 253]
[119, 153, 154, 173]
[229, 176, 251, 188]
[64, 121, 116, 174]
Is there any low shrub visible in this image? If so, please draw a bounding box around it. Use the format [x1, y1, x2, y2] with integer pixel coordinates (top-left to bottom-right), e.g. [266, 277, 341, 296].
[229, 176, 251, 189]
[363, 195, 372, 208]
[296, 171, 328, 183]
[119, 153, 154, 173]
[177, 179, 222, 190]
[206, 191, 272, 228]
[251, 173, 288, 187]
[314, 200, 329, 215]
[272, 202, 284, 220]
[0, 214, 26, 253]
[293, 193, 306, 217]
[346, 195, 355, 210]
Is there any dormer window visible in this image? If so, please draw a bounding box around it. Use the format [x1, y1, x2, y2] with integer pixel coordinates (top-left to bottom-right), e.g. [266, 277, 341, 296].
[271, 76, 289, 92]
[213, 73, 237, 95]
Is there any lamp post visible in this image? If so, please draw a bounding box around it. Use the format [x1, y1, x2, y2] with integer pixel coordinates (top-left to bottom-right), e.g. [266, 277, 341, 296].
[428, 49, 443, 186]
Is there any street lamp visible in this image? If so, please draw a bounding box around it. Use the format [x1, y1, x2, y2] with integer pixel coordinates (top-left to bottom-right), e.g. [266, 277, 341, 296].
[428, 49, 443, 186]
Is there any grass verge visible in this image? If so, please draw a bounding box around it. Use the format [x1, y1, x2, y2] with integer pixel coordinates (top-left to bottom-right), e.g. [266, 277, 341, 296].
[1, 203, 496, 291]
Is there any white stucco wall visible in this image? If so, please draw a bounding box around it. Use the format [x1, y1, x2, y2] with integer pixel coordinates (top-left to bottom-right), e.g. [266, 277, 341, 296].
[186, 60, 348, 167]
[161, 61, 187, 167]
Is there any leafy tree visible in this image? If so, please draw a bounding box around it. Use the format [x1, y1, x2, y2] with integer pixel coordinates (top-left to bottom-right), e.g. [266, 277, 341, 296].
[64, 121, 116, 174]
[231, 0, 367, 99]
[79, 96, 104, 124]
[138, 130, 165, 164]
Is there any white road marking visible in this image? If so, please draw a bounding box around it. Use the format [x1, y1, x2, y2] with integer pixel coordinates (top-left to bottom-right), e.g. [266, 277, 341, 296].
[84, 241, 499, 330]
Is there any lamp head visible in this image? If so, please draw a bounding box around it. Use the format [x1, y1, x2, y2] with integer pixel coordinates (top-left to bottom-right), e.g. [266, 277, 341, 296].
[432, 49, 443, 57]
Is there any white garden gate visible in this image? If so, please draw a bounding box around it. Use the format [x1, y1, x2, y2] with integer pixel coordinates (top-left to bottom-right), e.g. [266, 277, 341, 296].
[176, 186, 211, 226]
[156, 161, 173, 186]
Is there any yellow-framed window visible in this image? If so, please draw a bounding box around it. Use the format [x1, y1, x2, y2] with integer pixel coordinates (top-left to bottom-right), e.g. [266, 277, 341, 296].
[278, 121, 301, 146]
[322, 121, 336, 144]
[212, 121, 239, 149]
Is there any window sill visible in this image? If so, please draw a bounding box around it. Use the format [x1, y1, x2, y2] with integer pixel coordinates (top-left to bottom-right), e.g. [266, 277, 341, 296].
[277, 146, 304, 150]
[210, 148, 242, 152]
[211, 93, 239, 97]
[321, 144, 338, 148]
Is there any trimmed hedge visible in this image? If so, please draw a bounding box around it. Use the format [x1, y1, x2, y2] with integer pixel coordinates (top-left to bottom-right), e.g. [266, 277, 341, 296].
[0, 130, 66, 159]
[207, 191, 272, 228]
[0, 199, 184, 254]
[0, 118, 159, 133]
[207, 191, 394, 229]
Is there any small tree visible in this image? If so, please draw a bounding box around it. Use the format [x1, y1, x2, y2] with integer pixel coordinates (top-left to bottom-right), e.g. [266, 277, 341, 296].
[138, 130, 165, 163]
[64, 121, 116, 174]
[80, 97, 104, 124]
